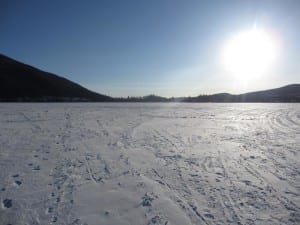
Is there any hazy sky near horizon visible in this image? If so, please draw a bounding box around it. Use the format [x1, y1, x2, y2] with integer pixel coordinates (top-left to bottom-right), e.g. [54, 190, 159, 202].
[1, 0, 300, 97]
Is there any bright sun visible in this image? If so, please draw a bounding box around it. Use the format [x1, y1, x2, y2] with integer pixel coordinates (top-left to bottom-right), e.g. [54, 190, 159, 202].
[222, 28, 278, 81]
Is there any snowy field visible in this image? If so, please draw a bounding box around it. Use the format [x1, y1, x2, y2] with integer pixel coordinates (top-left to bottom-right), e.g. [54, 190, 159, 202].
[0, 103, 299, 225]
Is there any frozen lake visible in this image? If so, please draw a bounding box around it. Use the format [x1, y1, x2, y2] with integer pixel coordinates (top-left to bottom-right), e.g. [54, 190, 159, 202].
[0, 103, 299, 225]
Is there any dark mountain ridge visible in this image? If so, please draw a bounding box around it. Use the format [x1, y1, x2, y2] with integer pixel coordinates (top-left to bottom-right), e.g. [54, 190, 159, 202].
[0, 54, 112, 102]
[0, 54, 299, 102]
[184, 84, 300, 102]
[115, 85, 300, 102]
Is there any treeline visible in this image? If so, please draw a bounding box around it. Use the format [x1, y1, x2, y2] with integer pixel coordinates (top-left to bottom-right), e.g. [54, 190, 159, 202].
[114, 95, 170, 102]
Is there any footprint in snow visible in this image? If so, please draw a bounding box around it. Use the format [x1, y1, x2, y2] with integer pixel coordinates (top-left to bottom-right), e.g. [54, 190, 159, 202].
[204, 213, 214, 219]
[2, 199, 12, 208]
[51, 216, 58, 223]
[141, 193, 155, 207]
[148, 215, 168, 225]
[33, 165, 40, 171]
[243, 180, 252, 186]
[14, 181, 22, 186]
[47, 207, 53, 214]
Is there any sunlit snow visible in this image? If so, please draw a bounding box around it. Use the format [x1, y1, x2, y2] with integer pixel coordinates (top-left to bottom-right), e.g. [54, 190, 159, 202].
[0, 103, 299, 225]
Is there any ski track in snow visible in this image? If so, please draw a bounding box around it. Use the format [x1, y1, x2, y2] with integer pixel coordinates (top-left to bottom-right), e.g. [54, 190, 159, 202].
[0, 103, 299, 225]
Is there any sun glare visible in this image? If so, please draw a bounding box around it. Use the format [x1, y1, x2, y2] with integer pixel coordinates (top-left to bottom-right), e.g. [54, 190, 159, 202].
[222, 28, 278, 82]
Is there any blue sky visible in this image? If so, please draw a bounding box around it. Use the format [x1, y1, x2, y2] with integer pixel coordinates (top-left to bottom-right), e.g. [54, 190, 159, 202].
[1, 0, 299, 97]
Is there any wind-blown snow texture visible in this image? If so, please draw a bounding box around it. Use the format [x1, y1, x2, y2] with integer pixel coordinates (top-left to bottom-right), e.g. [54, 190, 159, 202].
[0, 103, 299, 225]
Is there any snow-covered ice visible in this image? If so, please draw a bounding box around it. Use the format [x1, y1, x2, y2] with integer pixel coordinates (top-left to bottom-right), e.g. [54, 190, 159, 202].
[0, 103, 299, 225]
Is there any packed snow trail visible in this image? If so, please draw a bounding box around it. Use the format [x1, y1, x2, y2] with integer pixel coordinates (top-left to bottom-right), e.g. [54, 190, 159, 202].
[0, 103, 299, 225]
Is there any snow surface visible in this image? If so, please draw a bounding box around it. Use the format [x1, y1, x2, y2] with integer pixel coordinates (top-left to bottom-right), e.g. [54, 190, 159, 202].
[0, 103, 299, 225]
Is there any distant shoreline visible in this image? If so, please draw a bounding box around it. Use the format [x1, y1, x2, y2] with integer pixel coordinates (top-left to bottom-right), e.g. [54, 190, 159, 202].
[1, 54, 299, 103]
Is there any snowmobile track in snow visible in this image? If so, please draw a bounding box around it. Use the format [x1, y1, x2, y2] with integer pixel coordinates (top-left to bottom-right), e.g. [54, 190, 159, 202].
[0, 103, 299, 225]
